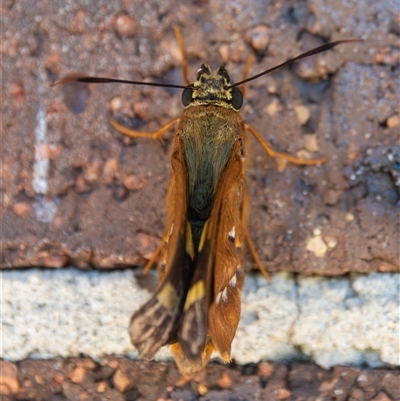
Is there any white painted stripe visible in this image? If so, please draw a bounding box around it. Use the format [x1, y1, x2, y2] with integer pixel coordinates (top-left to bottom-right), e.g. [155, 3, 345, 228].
[32, 106, 58, 223]
[1, 269, 399, 368]
[32, 107, 49, 195]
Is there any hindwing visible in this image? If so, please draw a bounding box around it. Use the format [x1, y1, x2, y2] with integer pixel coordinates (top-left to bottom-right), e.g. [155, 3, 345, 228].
[129, 134, 193, 359]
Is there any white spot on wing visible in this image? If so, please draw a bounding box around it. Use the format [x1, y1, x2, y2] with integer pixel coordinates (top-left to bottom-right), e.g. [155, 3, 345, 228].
[216, 287, 229, 305]
[228, 226, 235, 241]
[229, 274, 237, 288]
[216, 291, 222, 305]
[222, 287, 228, 302]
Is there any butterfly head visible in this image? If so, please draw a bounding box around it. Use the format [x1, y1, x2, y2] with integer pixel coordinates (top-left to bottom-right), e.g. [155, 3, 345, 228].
[182, 64, 243, 111]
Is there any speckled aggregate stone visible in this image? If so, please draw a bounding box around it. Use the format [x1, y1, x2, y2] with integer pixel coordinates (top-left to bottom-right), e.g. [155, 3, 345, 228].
[2, 269, 398, 368]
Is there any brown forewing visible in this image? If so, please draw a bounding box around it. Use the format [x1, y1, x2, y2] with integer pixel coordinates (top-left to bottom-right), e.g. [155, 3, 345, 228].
[207, 136, 246, 361]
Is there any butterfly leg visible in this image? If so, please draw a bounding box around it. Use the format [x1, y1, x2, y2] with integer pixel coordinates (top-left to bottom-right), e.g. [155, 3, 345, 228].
[242, 189, 271, 284]
[245, 123, 328, 165]
[239, 53, 255, 99]
[173, 27, 190, 86]
[110, 117, 180, 272]
[110, 116, 180, 140]
[142, 238, 165, 275]
[244, 229, 271, 284]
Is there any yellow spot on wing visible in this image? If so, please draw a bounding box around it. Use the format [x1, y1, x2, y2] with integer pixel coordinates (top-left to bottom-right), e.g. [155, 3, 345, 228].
[184, 280, 205, 311]
[198, 219, 210, 252]
[186, 222, 195, 260]
[157, 282, 180, 314]
[235, 234, 243, 248]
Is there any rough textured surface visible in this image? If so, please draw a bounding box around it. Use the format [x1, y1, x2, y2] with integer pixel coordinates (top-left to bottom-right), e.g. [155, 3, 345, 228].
[1, 1, 399, 399]
[1, 358, 399, 401]
[2, 269, 399, 369]
[1, 0, 399, 274]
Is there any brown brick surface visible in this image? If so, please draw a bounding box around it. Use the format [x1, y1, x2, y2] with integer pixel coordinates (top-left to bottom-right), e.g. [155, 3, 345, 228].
[1, 1, 399, 274]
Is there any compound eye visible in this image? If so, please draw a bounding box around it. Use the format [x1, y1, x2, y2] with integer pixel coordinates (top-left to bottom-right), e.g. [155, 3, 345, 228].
[182, 87, 193, 107]
[231, 87, 243, 110]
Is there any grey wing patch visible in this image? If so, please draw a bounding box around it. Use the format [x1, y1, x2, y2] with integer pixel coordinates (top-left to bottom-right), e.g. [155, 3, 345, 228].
[130, 219, 195, 360]
[178, 238, 212, 360]
[129, 281, 182, 360]
[179, 280, 207, 358]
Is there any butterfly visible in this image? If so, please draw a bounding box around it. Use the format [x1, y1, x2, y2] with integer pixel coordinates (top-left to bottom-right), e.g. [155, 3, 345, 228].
[53, 28, 360, 376]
